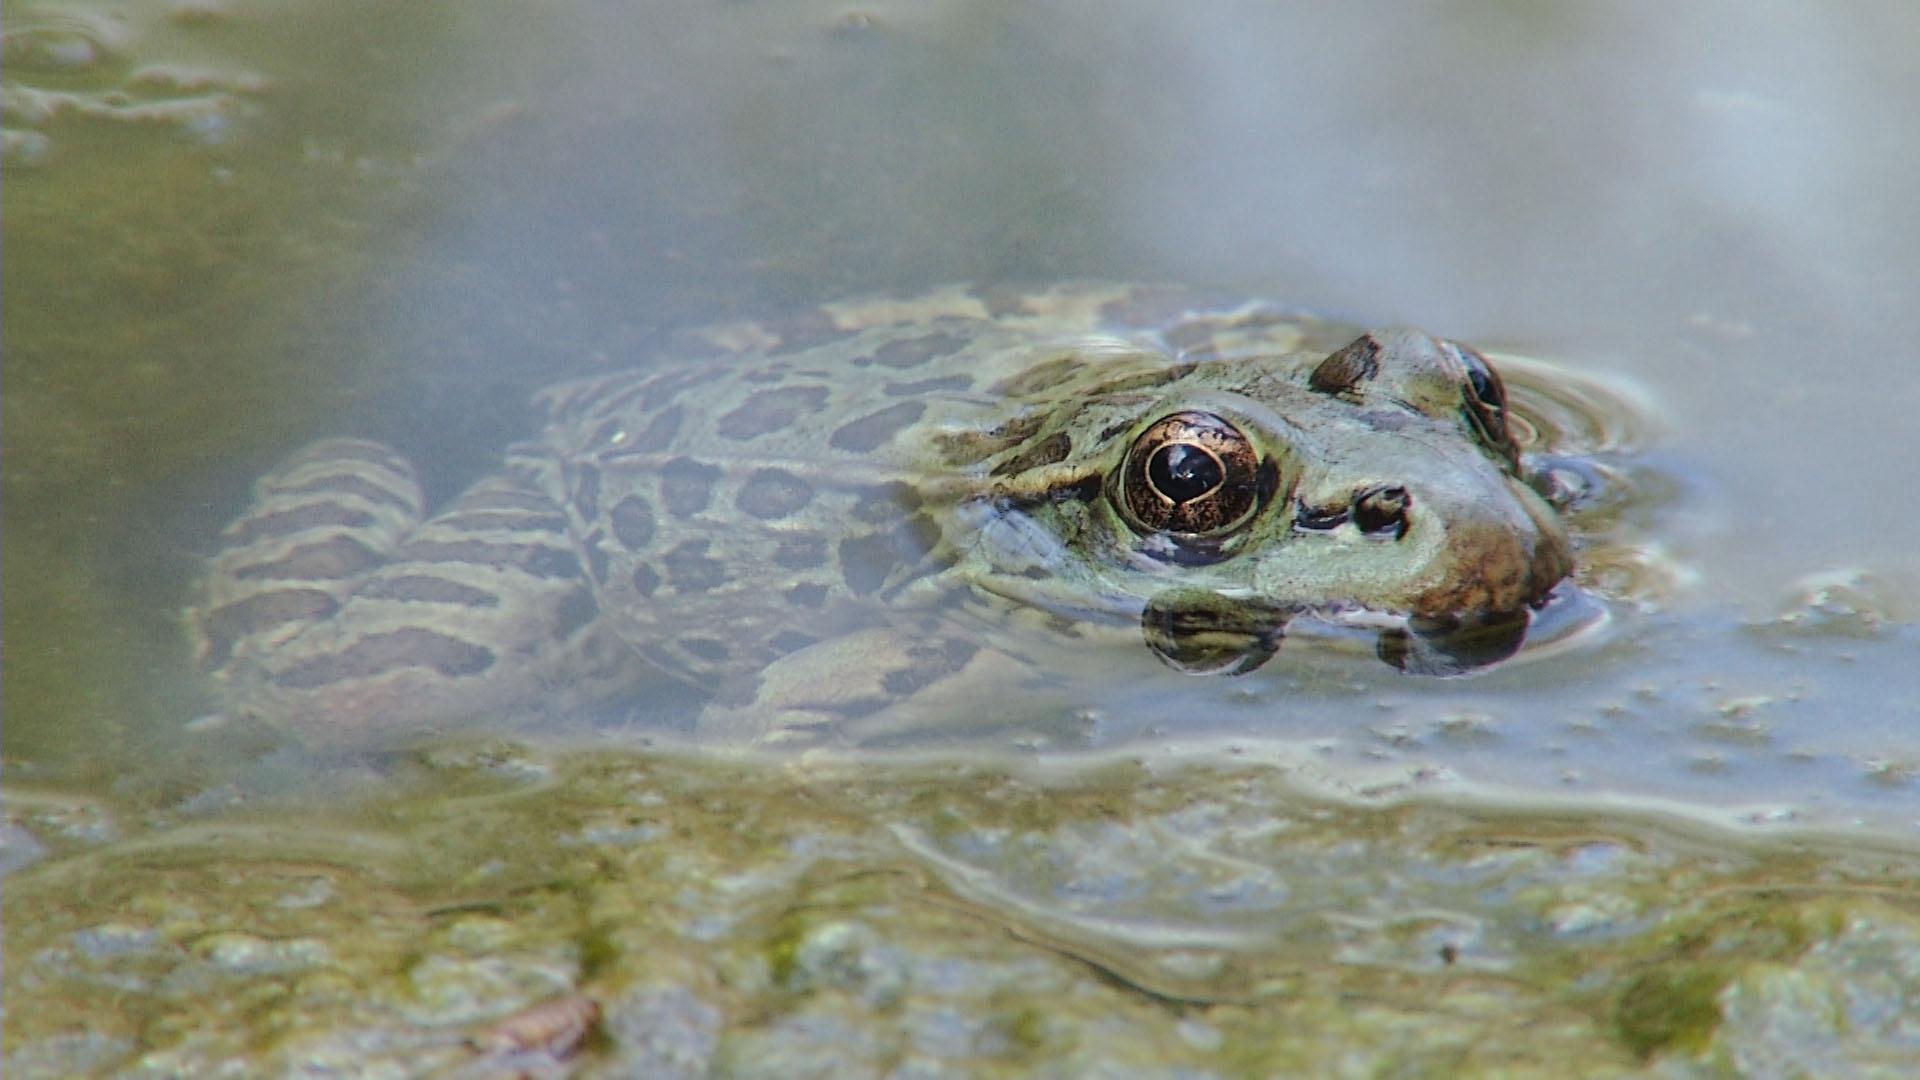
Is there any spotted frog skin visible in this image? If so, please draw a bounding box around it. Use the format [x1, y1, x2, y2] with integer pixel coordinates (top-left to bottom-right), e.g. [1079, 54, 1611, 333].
[190, 283, 1573, 749]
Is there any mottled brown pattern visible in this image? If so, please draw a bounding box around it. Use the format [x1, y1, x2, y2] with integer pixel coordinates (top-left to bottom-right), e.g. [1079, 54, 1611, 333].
[659, 456, 722, 515]
[662, 539, 727, 593]
[837, 515, 941, 596]
[196, 589, 341, 668]
[869, 332, 965, 369]
[196, 285, 1580, 751]
[766, 308, 861, 355]
[901, 513, 944, 556]
[632, 404, 685, 449]
[233, 536, 382, 581]
[275, 628, 494, 688]
[358, 575, 502, 606]
[281, 438, 414, 477]
[270, 472, 419, 513]
[840, 530, 898, 591]
[568, 465, 602, 520]
[608, 495, 656, 550]
[990, 355, 1085, 397]
[399, 539, 583, 581]
[679, 637, 731, 663]
[930, 412, 1047, 468]
[638, 642, 691, 679]
[581, 533, 612, 584]
[223, 502, 376, 545]
[768, 629, 818, 655]
[931, 430, 1013, 468]
[784, 582, 829, 608]
[991, 413, 1048, 443]
[635, 365, 729, 414]
[432, 510, 570, 534]
[588, 417, 629, 450]
[773, 536, 828, 570]
[630, 563, 660, 597]
[829, 401, 926, 453]
[1094, 365, 1193, 395]
[734, 468, 815, 520]
[451, 488, 560, 514]
[585, 375, 664, 419]
[552, 588, 598, 639]
[879, 639, 980, 696]
[851, 482, 920, 524]
[990, 430, 1072, 478]
[717, 385, 831, 440]
[1044, 613, 1083, 637]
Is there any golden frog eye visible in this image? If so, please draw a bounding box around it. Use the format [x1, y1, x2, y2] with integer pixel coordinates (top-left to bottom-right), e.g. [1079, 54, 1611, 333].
[1121, 412, 1260, 534]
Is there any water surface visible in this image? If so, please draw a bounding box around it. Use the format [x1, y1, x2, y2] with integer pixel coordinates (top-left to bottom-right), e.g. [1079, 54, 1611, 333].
[6, 1, 1920, 1073]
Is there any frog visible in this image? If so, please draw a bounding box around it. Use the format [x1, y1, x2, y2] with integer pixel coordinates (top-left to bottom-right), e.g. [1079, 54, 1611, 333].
[187, 282, 1574, 751]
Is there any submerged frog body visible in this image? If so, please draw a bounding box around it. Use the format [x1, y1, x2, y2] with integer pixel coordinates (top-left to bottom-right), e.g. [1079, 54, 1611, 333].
[190, 283, 1573, 749]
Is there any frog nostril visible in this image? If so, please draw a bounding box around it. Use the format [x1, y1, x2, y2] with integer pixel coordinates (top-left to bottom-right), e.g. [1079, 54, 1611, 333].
[1353, 485, 1410, 539]
[1293, 502, 1348, 531]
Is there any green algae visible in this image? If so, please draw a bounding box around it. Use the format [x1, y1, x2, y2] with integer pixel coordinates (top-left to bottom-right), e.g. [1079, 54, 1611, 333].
[11, 747, 1920, 1075]
[1615, 965, 1731, 1059]
[1605, 892, 1831, 1058]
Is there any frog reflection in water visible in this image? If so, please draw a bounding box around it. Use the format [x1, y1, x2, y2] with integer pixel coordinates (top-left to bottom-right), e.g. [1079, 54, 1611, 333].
[189, 284, 1573, 749]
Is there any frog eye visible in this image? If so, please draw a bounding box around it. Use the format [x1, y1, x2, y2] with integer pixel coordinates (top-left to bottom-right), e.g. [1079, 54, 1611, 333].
[1121, 412, 1260, 534]
[1445, 342, 1511, 448]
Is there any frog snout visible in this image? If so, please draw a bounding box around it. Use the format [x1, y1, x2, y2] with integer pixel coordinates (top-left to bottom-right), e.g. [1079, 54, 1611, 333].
[1404, 484, 1573, 615]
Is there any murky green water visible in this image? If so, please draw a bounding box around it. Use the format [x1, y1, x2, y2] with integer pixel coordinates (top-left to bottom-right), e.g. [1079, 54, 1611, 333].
[7, 2, 1919, 1075]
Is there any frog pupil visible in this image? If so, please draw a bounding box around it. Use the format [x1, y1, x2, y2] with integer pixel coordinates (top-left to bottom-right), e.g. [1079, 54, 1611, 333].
[1465, 361, 1497, 406]
[1149, 443, 1222, 504]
